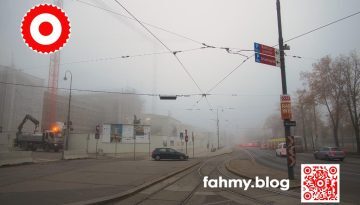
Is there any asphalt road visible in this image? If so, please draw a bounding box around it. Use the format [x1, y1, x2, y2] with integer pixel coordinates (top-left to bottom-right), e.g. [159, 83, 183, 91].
[0, 157, 199, 205]
[245, 147, 360, 204]
[115, 150, 301, 205]
[2, 149, 358, 204]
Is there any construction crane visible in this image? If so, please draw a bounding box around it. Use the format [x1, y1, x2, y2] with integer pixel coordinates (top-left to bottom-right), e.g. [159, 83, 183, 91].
[46, 0, 63, 130]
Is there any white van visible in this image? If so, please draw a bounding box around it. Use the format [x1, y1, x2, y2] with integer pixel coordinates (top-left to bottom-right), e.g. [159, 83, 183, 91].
[276, 142, 287, 157]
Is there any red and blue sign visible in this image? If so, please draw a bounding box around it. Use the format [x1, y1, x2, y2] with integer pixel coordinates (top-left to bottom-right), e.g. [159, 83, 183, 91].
[255, 53, 280, 67]
[254, 42, 280, 67]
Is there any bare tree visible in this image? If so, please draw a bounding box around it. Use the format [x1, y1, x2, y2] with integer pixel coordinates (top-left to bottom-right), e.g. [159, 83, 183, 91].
[264, 113, 283, 137]
[303, 56, 345, 147]
[341, 51, 360, 153]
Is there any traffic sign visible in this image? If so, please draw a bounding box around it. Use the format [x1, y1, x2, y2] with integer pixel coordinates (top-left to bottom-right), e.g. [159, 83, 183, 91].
[185, 135, 188, 142]
[255, 53, 280, 67]
[254, 42, 279, 57]
[280, 95, 292, 120]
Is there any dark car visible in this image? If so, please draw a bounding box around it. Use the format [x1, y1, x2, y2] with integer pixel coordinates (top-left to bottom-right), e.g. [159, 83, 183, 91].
[314, 147, 345, 161]
[152, 148, 188, 161]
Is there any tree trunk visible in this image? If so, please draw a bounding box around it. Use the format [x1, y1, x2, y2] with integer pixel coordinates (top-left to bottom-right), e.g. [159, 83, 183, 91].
[355, 126, 360, 153]
[333, 126, 340, 147]
[301, 107, 308, 151]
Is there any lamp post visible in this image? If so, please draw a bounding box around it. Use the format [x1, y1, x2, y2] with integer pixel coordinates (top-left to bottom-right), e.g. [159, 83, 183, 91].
[145, 118, 151, 159]
[64, 70, 72, 152]
[210, 107, 235, 150]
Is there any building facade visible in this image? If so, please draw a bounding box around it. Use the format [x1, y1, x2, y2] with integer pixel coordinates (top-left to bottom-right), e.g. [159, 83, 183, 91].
[0, 66, 45, 150]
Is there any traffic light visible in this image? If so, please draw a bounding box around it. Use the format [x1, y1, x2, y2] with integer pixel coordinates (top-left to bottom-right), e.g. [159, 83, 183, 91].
[95, 125, 100, 139]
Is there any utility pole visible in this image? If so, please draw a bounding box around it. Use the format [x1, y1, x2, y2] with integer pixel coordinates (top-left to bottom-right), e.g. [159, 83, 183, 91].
[217, 108, 220, 150]
[276, 0, 294, 180]
[133, 115, 136, 161]
[192, 132, 194, 158]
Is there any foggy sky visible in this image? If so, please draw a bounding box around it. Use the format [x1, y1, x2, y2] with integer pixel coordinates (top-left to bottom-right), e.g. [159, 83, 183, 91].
[1, 0, 360, 140]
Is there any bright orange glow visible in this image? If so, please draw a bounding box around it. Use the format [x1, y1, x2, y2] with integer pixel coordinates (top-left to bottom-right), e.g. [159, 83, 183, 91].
[52, 126, 59, 133]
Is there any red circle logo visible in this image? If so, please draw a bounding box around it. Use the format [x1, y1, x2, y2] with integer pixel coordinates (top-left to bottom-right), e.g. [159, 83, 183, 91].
[329, 166, 337, 174]
[303, 192, 312, 200]
[304, 166, 312, 174]
[21, 4, 71, 54]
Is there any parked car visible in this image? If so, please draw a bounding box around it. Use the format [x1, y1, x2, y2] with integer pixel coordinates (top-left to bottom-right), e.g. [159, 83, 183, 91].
[275, 142, 287, 157]
[152, 148, 188, 161]
[314, 147, 345, 161]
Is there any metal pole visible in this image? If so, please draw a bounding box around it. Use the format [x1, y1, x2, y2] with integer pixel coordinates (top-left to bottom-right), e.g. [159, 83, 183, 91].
[217, 108, 220, 150]
[192, 132, 194, 158]
[133, 131, 136, 160]
[96, 138, 98, 159]
[276, 0, 294, 180]
[149, 132, 151, 159]
[133, 116, 136, 161]
[115, 137, 117, 157]
[64, 71, 72, 150]
[86, 134, 89, 154]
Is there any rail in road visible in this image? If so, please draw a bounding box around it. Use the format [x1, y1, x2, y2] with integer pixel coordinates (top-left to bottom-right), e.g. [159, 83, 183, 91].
[113, 151, 300, 205]
[242, 147, 360, 204]
[244, 147, 360, 176]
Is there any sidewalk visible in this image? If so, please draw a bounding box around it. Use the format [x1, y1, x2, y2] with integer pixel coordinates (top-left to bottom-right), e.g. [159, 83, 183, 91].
[226, 149, 301, 189]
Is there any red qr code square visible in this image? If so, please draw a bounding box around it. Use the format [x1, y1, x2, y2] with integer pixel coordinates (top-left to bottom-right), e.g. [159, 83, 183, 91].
[301, 164, 340, 203]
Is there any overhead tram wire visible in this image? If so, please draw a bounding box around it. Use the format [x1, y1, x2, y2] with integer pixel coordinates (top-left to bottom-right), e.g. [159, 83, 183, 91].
[113, 0, 204, 95]
[75, 0, 251, 57]
[25, 46, 251, 71]
[75, 0, 203, 46]
[0, 81, 201, 97]
[206, 10, 360, 93]
[26, 47, 208, 70]
[206, 55, 253, 94]
[284, 10, 360, 44]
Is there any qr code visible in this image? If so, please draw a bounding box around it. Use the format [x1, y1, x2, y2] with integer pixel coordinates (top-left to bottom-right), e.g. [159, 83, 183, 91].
[301, 164, 340, 203]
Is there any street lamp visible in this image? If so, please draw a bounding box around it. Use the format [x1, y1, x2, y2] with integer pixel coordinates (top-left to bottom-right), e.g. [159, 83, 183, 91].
[210, 107, 235, 150]
[63, 70, 72, 152]
[145, 118, 151, 159]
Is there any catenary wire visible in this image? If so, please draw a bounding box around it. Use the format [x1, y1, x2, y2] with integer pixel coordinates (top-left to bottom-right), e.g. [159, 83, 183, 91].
[75, 0, 251, 57]
[206, 10, 360, 93]
[113, 0, 204, 95]
[207, 55, 253, 93]
[284, 11, 360, 43]
[0, 81, 201, 97]
[26, 47, 208, 70]
[75, 0, 203, 45]
[0, 81, 282, 97]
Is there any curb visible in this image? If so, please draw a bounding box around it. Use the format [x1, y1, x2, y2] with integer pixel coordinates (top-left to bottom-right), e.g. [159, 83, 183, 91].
[225, 160, 252, 180]
[65, 160, 201, 205]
